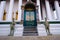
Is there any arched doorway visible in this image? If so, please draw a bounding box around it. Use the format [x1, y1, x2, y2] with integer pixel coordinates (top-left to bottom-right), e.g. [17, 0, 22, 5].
[23, 2, 37, 27]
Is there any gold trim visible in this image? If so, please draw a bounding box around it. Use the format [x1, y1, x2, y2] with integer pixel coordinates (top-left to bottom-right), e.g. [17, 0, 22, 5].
[3, 10, 6, 20]
[15, 10, 18, 20]
[26, 8, 34, 10]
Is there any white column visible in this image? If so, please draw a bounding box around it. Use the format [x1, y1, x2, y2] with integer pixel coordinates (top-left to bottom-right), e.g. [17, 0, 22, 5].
[54, 10, 58, 20]
[45, 0, 52, 20]
[54, 1, 60, 20]
[13, 12, 16, 20]
[27, 0, 30, 1]
[0, 2, 1, 6]
[50, 6, 54, 19]
[42, 4, 46, 20]
[37, 0, 42, 21]
[7, 0, 14, 21]
[18, 0, 22, 21]
[50, 6, 57, 20]
[0, 1, 6, 21]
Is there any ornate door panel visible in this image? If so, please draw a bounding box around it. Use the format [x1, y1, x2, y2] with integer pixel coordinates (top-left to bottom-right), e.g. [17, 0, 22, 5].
[23, 10, 37, 27]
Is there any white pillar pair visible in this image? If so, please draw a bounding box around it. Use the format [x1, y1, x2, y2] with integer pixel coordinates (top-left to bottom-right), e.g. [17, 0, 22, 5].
[54, 1, 60, 20]
[7, 0, 22, 21]
[0, 1, 6, 21]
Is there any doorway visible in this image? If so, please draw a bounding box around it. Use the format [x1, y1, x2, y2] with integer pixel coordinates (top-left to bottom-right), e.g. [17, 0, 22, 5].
[23, 2, 38, 36]
[23, 2, 37, 27]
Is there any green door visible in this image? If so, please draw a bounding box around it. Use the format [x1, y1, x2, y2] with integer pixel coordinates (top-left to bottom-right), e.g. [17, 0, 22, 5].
[23, 10, 37, 27]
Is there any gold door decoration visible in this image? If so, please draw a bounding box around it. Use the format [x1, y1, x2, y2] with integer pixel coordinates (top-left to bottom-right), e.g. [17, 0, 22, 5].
[26, 8, 34, 10]
[12, 12, 14, 20]
[3, 10, 6, 20]
[26, 12, 30, 21]
[30, 11, 34, 21]
[15, 11, 18, 20]
[26, 11, 34, 21]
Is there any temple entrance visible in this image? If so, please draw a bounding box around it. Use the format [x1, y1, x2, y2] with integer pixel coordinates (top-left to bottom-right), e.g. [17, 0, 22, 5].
[23, 1, 38, 36]
[23, 2, 37, 27]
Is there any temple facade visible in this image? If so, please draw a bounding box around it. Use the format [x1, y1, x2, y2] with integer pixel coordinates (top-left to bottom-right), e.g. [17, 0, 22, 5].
[0, 0, 60, 36]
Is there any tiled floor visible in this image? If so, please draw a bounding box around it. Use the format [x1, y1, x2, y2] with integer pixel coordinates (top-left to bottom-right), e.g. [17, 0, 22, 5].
[0, 35, 60, 40]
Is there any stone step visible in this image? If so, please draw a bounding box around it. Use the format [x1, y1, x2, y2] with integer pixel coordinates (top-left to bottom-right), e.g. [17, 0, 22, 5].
[23, 32, 38, 36]
[0, 24, 10, 28]
[14, 24, 24, 36]
[37, 24, 47, 36]
[23, 27, 38, 36]
[50, 24, 60, 35]
[0, 24, 10, 36]
[24, 27, 37, 31]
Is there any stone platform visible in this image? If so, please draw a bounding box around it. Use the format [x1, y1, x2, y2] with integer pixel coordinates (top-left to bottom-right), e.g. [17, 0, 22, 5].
[0, 35, 60, 40]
